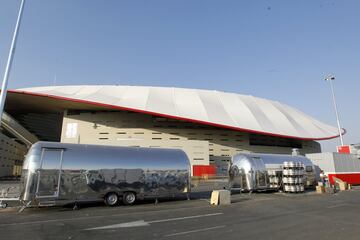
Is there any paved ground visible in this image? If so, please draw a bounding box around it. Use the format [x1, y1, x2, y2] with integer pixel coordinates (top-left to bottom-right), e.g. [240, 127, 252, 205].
[1, 187, 360, 240]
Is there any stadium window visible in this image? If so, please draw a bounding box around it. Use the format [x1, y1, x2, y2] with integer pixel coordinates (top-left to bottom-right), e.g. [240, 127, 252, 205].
[249, 134, 302, 148]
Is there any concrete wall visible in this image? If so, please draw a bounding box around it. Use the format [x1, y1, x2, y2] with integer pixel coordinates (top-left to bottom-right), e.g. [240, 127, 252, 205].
[60, 111, 321, 172]
[0, 132, 27, 177]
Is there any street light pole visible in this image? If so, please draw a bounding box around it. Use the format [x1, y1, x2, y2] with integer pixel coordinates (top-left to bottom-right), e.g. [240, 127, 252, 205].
[0, 0, 26, 127]
[325, 75, 344, 146]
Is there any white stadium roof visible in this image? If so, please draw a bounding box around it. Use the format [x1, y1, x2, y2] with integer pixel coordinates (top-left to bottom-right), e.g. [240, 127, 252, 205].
[10, 85, 343, 140]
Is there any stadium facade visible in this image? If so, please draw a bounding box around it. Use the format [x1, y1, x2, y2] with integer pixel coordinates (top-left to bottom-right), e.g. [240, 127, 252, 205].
[0, 85, 343, 176]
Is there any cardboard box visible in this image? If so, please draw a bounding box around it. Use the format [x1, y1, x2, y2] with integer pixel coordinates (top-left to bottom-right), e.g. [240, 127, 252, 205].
[316, 186, 325, 194]
[338, 182, 348, 191]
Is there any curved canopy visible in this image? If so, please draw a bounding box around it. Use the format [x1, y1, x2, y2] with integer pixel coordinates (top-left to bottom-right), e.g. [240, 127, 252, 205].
[10, 85, 342, 140]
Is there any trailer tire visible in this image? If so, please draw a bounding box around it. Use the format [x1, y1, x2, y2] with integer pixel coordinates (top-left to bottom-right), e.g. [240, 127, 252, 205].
[122, 192, 136, 205]
[0, 203, 8, 208]
[104, 192, 119, 206]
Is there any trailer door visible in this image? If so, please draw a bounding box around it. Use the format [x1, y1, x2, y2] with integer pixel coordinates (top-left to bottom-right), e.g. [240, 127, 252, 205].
[36, 148, 64, 198]
[252, 157, 268, 189]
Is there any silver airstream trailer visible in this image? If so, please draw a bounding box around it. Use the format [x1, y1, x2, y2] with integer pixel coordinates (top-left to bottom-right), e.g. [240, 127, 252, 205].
[229, 153, 316, 192]
[20, 142, 190, 207]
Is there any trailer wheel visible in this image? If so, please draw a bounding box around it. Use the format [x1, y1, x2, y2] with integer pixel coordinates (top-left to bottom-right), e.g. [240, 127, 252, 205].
[122, 192, 136, 205]
[104, 192, 119, 206]
[0, 203, 8, 208]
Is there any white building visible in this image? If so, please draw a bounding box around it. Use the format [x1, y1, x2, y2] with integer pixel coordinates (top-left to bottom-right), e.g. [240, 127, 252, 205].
[0, 85, 343, 176]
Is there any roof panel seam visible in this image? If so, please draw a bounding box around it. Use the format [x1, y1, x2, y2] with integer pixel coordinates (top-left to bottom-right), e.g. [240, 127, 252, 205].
[215, 90, 238, 127]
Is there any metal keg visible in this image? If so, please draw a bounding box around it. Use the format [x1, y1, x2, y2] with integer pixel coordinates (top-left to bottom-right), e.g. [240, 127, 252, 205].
[300, 185, 304, 192]
[284, 185, 291, 192]
[290, 185, 296, 192]
[294, 178, 299, 184]
[288, 178, 295, 184]
[289, 161, 295, 168]
[283, 161, 289, 168]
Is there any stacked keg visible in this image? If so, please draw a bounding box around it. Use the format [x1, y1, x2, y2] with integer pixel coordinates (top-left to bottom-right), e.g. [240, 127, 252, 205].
[282, 161, 305, 193]
[268, 170, 281, 189]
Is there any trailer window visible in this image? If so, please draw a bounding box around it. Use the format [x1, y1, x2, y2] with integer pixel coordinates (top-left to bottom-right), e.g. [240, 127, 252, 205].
[37, 149, 63, 197]
[41, 149, 63, 170]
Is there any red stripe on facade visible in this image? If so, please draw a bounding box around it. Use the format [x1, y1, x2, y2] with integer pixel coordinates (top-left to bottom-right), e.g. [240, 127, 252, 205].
[328, 173, 360, 185]
[8, 89, 343, 141]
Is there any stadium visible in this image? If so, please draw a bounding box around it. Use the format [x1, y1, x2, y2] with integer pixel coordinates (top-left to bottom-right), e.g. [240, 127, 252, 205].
[0, 85, 342, 177]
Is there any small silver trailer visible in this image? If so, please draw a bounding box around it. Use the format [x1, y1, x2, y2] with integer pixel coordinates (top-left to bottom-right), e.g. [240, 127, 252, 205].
[19, 142, 190, 207]
[229, 153, 316, 192]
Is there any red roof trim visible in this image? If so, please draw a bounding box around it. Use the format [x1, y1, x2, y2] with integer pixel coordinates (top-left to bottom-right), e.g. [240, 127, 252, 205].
[8, 89, 343, 141]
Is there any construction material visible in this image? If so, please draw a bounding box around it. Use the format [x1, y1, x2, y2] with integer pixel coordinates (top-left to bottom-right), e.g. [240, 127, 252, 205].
[333, 177, 349, 191]
[316, 186, 325, 194]
[210, 190, 231, 205]
[339, 182, 348, 191]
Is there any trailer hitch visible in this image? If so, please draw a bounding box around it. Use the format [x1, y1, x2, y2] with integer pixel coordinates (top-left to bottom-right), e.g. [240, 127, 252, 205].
[18, 200, 31, 213]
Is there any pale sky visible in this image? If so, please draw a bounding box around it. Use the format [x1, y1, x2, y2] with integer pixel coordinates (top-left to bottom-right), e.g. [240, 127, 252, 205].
[1, 0, 359, 152]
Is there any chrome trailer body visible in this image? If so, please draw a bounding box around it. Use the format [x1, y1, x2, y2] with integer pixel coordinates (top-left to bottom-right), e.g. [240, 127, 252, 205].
[229, 153, 316, 191]
[20, 142, 190, 206]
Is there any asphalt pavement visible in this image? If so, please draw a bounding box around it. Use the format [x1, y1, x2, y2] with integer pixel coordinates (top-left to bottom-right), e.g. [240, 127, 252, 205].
[1, 188, 360, 240]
